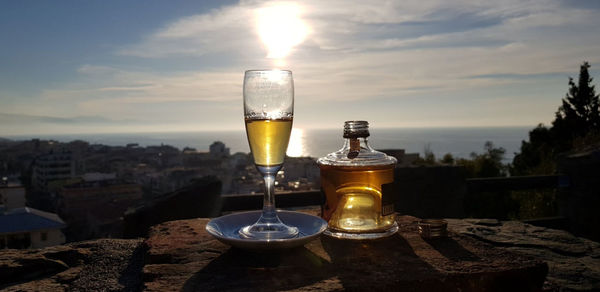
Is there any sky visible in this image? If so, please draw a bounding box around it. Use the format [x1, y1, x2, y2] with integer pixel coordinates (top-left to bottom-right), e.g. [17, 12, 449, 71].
[1, 0, 600, 135]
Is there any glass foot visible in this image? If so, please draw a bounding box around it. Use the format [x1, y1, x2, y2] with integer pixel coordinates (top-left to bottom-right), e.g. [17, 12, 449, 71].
[239, 222, 299, 239]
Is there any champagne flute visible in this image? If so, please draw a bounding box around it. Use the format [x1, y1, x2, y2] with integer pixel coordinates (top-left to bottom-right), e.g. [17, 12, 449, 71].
[239, 69, 299, 239]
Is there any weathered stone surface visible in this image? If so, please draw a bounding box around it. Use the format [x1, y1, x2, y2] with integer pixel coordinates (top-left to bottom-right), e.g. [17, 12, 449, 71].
[5, 214, 599, 291]
[447, 218, 600, 291]
[0, 238, 144, 291]
[144, 215, 548, 291]
[0, 250, 69, 284]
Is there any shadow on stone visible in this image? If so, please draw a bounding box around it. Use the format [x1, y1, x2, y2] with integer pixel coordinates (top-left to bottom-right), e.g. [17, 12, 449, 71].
[181, 246, 331, 291]
[118, 242, 148, 292]
[0, 256, 69, 290]
[320, 234, 445, 291]
[425, 237, 481, 262]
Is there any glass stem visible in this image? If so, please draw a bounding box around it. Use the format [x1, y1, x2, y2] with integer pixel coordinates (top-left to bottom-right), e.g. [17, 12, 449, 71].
[238, 164, 298, 239]
[255, 164, 283, 224]
[262, 174, 277, 221]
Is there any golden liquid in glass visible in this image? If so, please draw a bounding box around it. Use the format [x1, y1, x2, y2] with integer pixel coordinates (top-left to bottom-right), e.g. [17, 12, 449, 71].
[245, 118, 292, 166]
[320, 164, 396, 233]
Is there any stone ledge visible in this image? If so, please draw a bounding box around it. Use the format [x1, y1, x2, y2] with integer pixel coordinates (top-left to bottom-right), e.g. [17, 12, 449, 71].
[448, 218, 600, 291]
[143, 215, 548, 291]
[0, 238, 144, 291]
[3, 215, 599, 291]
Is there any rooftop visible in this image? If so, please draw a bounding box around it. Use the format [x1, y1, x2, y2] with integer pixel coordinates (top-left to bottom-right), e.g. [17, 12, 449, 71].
[0, 207, 65, 234]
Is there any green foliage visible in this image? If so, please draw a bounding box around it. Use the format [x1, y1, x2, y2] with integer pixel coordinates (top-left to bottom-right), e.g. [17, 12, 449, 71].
[573, 131, 600, 150]
[412, 143, 558, 220]
[440, 153, 455, 164]
[413, 142, 508, 178]
[510, 189, 558, 220]
[512, 62, 600, 175]
[412, 144, 437, 166]
[465, 189, 558, 220]
[553, 62, 600, 146]
[456, 141, 507, 178]
[423, 144, 436, 164]
[511, 125, 556, 175]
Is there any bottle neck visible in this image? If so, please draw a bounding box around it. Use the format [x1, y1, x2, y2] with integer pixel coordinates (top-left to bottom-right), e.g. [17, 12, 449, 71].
[343, 136, 371, 159]
[316, 131, 397, 167]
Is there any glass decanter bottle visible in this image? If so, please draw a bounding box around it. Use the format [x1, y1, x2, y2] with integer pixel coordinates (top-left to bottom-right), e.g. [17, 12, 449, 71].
[317, 121, 398, 239]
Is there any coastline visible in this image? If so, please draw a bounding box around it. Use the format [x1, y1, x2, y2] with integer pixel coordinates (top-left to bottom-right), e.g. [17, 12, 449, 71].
[2, 126, 530, 161]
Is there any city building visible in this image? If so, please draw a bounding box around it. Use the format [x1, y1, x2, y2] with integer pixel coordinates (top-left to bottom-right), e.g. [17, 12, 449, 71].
[32, 150, 75, 191]
[281, 157, 320, 188]
[0, 207, 66, 249]
[82, 172, 117, 182]
[58, 178, 143, 240]
[0, 179, 26, 210]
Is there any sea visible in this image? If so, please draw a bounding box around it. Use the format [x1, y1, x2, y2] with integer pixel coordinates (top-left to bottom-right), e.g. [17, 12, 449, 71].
[4, 127, 531, 163]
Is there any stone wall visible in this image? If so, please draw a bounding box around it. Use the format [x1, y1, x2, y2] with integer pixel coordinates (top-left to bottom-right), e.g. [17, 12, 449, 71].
[122, 175, 222, 238]
[558, 148, 600, 241]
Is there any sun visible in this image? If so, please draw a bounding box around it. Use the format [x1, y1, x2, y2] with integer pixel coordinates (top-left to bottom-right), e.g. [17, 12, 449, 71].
[255, 3, 309, 59]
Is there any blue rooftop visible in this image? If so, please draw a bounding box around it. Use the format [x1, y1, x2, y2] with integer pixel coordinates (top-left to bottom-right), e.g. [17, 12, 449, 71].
[0, 207, 65, 234]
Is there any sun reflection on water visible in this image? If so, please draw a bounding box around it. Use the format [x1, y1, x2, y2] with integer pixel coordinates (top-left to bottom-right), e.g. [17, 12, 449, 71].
[287, 128, 306, 157]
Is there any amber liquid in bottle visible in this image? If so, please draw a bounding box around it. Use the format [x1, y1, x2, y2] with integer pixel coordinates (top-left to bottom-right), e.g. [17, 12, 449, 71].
[320, 163, 396, 233]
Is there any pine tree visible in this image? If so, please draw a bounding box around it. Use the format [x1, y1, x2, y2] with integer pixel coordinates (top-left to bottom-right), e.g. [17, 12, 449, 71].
[552, 61, 600, 151]
[511, 62, 600, 175]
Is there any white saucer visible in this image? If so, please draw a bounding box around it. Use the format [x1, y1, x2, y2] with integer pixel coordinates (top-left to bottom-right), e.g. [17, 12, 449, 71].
[206, 210, 327, 250]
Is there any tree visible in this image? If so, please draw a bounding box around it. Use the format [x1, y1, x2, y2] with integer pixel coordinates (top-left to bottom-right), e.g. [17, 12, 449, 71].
[413, 144, 437, 166]
[511, 125, 556, 175]
[440, 153, 455, 165]
[412, 142, 507, 178]
[457, 141, 507, 178]
[552, 61, 600, 152]
[511, 62, 600, 175]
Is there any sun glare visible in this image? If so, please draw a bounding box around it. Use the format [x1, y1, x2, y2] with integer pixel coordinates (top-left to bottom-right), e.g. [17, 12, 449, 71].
[286, 128, 305, 157]
[256, 3, 309, 60]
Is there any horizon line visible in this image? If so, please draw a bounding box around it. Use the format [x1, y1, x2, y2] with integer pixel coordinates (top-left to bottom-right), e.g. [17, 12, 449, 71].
[1, 124, 537, 138]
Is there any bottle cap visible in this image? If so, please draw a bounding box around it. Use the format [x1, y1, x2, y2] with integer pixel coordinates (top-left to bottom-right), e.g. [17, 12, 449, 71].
[343, 121, 370, 138]
[418, 219, 448, 238]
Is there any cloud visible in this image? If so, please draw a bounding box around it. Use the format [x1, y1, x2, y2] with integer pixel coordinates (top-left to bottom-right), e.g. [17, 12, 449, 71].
[77, 65, 121, 75]
[6, 0, 600, 132]
[466, 72, 570, 80]
[118, 1, 519, 57]
[118, 5, 258, 58]
[114, 0, 600, 82]
[43, 65, 241, 104]
[0, 112, 134, 125]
